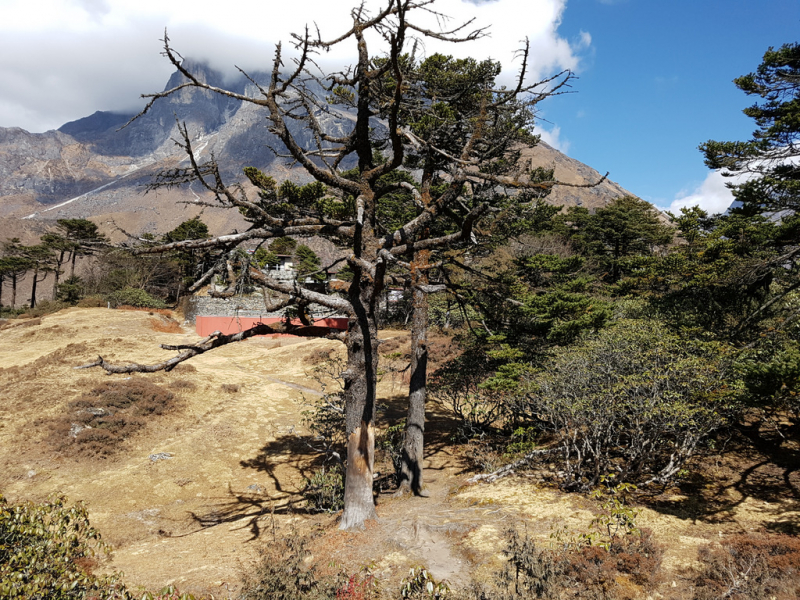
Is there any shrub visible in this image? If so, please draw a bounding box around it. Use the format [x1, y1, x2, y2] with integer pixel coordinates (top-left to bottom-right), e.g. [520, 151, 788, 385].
[303, 464, 345, 513]
[106, 287, 167, 309]
[336, 573, 376, 600]
[485, 522, 663, 600]
[376, 420, 406, 488]
[56, 275, 85, 305]
[0, 494, 129, 599]
[301, 355, 347, 460]
[0, 306, 25, 318]
[20, 300, 70, 318]
[140, 586, 197, 600]
[238, 533, 341, 600]
[76, 295, 106, 308]
[430, 346, 506, 439]
[519, 319, 738, 490]
[51, 379, 176, 458]
[693, 533, 800, 600]
[168, 379, 197, 391]
[495, 529, 565, 600]
[400, 566, 450, 599]
[150, 316, 182, 333]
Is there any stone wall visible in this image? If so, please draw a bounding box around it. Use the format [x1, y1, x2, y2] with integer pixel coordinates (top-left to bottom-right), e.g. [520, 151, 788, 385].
[183, 294, 339, 324]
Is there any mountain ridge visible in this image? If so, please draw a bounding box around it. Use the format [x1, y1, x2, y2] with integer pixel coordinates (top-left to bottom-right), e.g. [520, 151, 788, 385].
[0, 60, 636, 242]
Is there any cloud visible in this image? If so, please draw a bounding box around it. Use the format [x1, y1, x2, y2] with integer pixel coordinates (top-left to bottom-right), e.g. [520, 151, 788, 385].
[0, 0, 589, 132]
[539, 125, 570, 154]
[73, 0, 112, 18]
[668, 170, 741, 215]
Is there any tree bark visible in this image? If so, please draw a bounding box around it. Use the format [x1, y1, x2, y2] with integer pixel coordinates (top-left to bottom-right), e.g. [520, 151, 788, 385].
[29, 268, 39, 308]
[339, 277, 380, 530]
[52, 250, 65, 300]
[397, 255, 429, 496]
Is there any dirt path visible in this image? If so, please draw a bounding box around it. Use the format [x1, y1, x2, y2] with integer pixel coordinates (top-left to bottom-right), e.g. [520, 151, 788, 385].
[1, 308, 798, 598]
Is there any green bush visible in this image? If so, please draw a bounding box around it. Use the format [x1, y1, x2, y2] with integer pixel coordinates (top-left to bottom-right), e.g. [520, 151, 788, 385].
[0, 306, 27, 318]
[106, 287, 167, 309]
[302, 464, 345, 513]
[56, 276, 85, 305]
[519, 319, 738, 490]
[0, 494, 129, 599]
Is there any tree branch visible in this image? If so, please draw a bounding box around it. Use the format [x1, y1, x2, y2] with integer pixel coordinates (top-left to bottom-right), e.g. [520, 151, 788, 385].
[76, 322, 346, 375]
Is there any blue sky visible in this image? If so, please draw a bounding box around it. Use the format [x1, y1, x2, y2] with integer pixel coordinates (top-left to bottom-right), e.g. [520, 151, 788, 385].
[541, 0, 800, 212]
[0, 0, 797, 214]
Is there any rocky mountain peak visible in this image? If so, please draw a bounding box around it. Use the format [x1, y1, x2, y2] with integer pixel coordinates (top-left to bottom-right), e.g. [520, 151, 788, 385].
[1, 60, 634, 239]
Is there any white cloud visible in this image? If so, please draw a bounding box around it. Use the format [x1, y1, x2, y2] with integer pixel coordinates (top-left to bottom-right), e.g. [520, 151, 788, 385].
[0, 0, 589, 132]
[668, 170, 742, 215]
[539, 125, 570, 154]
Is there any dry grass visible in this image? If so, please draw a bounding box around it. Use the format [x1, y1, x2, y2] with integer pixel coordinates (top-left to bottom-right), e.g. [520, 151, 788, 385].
[149, 317, 183, 334]
[116, 306, 175, 317]
[45, 378, 179, 459]
[168, 379, 197, 392]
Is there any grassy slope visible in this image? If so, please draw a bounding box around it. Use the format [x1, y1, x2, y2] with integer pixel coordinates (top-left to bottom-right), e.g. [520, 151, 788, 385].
[0, 308, 797, 598]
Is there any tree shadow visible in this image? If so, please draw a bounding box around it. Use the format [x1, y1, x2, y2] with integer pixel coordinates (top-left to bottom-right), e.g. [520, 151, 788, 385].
[640, 427, 800, 532]
[174, 433, 334, 541]
[181, 393, 471, 538]
[372, 393, 471, 495]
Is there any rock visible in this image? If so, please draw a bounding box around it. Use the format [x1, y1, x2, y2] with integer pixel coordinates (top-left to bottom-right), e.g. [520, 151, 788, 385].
[69, 422, 91, 438]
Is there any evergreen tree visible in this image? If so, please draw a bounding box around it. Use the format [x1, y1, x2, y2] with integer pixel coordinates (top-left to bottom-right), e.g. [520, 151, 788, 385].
[1, 239, 32, 309]
[295, 245, 325, 282]
[21, 245, 55, 309]
[557, 196, 673, 282]
[55, 219, 108, 277]
[701, 43, 800, 214]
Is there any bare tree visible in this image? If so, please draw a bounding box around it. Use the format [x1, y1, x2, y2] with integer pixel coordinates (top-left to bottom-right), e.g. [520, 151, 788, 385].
[83, 0, 604, 530]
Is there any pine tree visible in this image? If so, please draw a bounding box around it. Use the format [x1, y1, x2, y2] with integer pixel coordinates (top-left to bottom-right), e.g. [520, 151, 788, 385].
[701, 42, 800, 214]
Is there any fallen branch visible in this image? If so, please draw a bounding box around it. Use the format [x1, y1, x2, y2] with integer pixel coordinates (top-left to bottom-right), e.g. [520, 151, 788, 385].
[466, 447, 557, 485]
[76, 322, 346, 374]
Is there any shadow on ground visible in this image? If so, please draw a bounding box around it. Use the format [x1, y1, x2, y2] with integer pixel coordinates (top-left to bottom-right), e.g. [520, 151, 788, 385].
[641, 427, 800, 534]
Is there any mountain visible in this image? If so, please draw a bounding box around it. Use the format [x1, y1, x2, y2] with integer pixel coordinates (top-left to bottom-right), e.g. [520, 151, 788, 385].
[0, 61, 635, 242]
